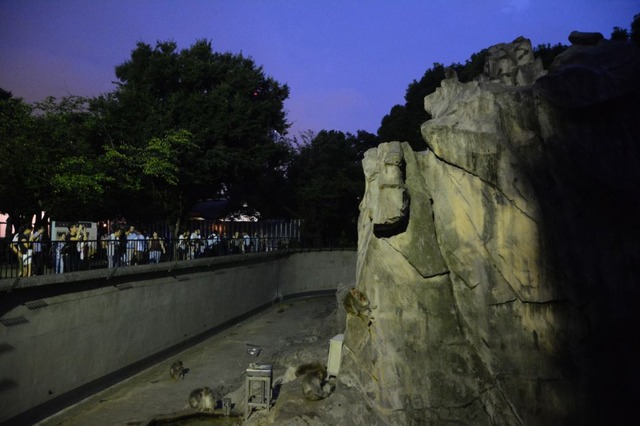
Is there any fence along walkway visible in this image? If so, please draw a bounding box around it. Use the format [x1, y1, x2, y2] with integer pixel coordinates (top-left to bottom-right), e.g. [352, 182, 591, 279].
[1, 218, 307, 279]
[0, 234, 300, 279]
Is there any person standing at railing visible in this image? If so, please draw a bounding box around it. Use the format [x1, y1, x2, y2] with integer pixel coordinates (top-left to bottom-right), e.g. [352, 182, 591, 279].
[118, 228, 127, 266]
[242, 232, 251, 253]
[54, 232, 66, 274]
[104, 229, 120, 268]
[265, 233, 274, 252]
[135, 231, 147, 264]
[101, 232, 110, 265]
[148, 231, 166, 263]
[78, 231, 97, 270]
[207, 231, 220, 256]
[10, 231, 21, 271]
[199, 233, 206, 257]
[252, 232, 261, 253]
[219, 233, 229, 256]
[177, 230, 188, 260]
[11, 226, 33, 277]
[78, 232, 88, 270]
[189, 229, 202, 259]
[260, 233, 267, 252]
[125, 226, 137, 266]
[31, 224, 46, 275]
[65, 224, 86, 272]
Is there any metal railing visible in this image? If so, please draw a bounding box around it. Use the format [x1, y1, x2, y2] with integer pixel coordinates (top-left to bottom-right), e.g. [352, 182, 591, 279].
[0, 236, 354, 279]
[0, 236, 292, 278]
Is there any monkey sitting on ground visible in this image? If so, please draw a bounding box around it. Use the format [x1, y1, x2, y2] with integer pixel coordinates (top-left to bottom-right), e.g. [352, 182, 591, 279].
[188, 387, 215, 412]
[343, 287, 377, 325]
[170, 360, 185, 381]
[295, 362, 335, 401]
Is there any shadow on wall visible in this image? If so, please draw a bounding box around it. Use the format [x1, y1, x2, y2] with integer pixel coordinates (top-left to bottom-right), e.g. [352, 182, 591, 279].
[531, 39, 640, 424]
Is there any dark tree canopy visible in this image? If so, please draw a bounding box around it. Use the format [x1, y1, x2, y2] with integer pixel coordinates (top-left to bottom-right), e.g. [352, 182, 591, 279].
[0, 93, 106, 228]
[1, 40, 291, 235]
[611, 26, 629, 42]
[287, 130, 379, 246]
[92, 39, 291, 230]
[0, 92, 37, 222]
[630, 13, 640, 45]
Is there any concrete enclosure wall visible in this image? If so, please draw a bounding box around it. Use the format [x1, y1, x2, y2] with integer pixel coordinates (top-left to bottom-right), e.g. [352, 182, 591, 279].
[0, 250, 356, 423]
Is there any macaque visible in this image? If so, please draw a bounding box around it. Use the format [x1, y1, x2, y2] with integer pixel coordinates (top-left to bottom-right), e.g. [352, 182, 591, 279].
[295, 362, 334, 401]
[343, 287, 376, 325]
[170, 360, 185, 381]
[188, 387, 215, 412]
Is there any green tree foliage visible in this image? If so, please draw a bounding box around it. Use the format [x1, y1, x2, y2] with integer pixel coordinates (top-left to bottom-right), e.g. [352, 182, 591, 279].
[236, 133, 297, 219]
[32, 96, 110, 219]
[92, 39, 290, 228]
[102, 129, 197, 230]
[0, 92, 106, 227]
[287, 130, 379, 246]
[0, 90, 38, 225]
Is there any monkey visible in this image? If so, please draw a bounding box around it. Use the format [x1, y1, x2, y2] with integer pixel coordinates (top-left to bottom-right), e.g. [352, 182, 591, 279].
[343, 287, 377, 325]
[444, 66, 458, 80]
[295, 362, 334, 401]
[188, 387, 215, 412]
[170, 360, 185, 381]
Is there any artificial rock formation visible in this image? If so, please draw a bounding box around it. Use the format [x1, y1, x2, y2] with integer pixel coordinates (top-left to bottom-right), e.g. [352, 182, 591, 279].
[341, 35, 640, 425]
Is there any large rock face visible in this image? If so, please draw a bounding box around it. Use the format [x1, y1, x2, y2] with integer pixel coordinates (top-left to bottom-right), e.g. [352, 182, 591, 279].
[341, 36, 640, 425]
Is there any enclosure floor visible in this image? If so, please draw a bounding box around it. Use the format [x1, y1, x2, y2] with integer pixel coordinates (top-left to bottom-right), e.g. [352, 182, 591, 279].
[36, 296, 342, 426]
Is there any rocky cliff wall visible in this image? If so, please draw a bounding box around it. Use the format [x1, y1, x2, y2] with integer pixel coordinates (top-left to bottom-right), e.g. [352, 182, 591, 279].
[341, 35, 640, 425]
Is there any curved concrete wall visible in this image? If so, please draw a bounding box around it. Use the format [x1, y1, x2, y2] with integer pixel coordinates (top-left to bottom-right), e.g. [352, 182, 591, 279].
[0, 250, 356, 424]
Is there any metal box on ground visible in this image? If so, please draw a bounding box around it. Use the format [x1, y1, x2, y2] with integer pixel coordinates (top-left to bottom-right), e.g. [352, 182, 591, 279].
[327, 333, 344, 377]
[245, 363, 272, 419]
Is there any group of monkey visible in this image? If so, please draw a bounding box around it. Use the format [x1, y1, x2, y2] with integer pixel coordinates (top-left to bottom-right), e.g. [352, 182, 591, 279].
[168, 287, 376, 411]
[167, 361, 219, 412]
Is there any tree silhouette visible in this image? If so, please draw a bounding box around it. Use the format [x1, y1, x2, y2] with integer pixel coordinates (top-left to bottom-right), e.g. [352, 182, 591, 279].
[91, 40, 290, 231]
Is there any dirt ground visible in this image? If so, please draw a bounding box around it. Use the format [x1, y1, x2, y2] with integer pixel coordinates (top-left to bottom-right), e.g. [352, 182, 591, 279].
[36, 295, 381, 426]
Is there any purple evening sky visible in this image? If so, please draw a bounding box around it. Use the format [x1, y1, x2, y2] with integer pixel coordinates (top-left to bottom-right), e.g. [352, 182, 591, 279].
[0, 0, 638, 137]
